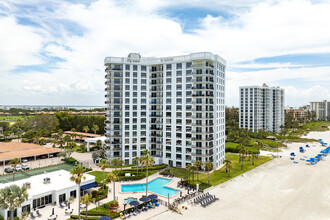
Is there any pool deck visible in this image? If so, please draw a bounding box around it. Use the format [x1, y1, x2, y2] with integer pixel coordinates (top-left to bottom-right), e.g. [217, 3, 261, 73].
[116, 172, 184, 202]
[21, 171, 187, 220]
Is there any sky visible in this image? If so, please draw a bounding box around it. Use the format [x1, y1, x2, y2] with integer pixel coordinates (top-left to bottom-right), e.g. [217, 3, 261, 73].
[0, 0, 330, 108]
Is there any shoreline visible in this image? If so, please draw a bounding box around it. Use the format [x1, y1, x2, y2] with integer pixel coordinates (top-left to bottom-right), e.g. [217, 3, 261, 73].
[151, 129, 330, 220]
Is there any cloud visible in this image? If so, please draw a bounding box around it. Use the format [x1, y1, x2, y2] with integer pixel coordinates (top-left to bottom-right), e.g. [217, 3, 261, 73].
[0, 0, 329, 107]
[0, 16, 43, 71]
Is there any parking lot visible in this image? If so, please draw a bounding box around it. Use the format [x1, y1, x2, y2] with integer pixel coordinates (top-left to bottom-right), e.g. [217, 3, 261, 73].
[0, 156, 62, 175]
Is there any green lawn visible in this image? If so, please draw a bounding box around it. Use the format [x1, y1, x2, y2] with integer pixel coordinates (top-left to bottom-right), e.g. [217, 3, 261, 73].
[88, 169, 158, 183]
[88, 171, 109, 183]
[0, 115, 32, 123]
[289, 121, 330, 137]
[166, 153, 272, 189]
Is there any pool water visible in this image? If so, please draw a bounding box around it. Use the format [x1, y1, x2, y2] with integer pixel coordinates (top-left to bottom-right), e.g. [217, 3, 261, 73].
[121, 177, 180, 197]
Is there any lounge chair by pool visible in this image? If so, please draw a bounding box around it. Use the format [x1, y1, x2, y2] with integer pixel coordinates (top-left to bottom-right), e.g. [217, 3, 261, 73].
[153, 200, 159, 206]
[119, 212, 126, 219]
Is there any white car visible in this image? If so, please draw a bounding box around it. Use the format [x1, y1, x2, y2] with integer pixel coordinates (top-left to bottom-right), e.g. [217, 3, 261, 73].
[15, 165, 22, 172]
[22, 159, 28, 163]
[22, 164, 30, 170]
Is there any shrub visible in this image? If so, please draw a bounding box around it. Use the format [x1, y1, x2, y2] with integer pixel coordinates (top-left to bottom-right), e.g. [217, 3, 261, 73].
[62, 157, 77, 165]
[95, 194, 107, 201]
[21, 138, 31, 143]
[0, 215, 3, 220]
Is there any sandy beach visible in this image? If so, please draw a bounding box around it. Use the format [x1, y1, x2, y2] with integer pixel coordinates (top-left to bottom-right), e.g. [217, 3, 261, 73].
[151, 129, 330, 220]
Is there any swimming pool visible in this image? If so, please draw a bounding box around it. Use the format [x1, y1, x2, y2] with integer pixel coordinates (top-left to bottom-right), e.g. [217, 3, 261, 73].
[121, 177, 180, 197]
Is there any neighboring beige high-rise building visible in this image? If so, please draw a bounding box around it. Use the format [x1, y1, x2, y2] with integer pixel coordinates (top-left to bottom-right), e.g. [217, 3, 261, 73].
[310, 100, 330, 121]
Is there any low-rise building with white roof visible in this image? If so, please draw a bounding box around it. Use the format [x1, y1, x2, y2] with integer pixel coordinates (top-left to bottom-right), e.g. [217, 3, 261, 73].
[0, 170, 96, 219]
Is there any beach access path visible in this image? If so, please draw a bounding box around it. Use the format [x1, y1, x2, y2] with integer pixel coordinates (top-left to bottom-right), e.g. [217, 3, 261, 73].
[150, 129, 330, 220]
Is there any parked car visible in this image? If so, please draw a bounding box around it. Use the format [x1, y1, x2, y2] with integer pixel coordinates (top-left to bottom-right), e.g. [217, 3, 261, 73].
[22, 159, 28, 162]
[15, 165, 22, 172]
[22, 164, 30, 170]
[49, 154, 54, 158]
[4, 167, 13, 173]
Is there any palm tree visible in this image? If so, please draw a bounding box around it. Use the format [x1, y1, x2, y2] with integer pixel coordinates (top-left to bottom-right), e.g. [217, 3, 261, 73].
[58, 139, 65, 148]
[252, 153, 255, 165]
[194, 160, 203, 181]
[186, 164, 192, 181]
[139, 157, 144, 172]
[58, 129, 64, 138]
[118, 159, 124, 171]
[97, 159, 108, 190]
[80, 193, 95, 220]
[0, 184, 28, 220]
[70, 166, 86, 220]
[224, 159, 231, 173]
[141, 153, 154, 196]
[64, 135, 72, 147]
[190, 165, 197, 182]
[92, 125, 99, 134]
[204, 161, 213, 185]
[227, 162, 233, 177]
[111, 158, 120, 170]
[239, 148, 246, 170]
[132, 157, 140, 174]
[83, 126, 89, 134]
[105, 170, 119, 205]
[71, 128, 77, 141]
[9, 158, 21, 181]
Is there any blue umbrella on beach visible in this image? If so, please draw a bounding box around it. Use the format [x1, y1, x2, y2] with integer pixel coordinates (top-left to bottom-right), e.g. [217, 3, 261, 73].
[148, 194, 158, 200]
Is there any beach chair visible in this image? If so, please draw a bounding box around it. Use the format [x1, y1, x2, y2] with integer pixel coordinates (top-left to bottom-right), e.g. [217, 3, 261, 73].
[149, 202, 155, 208]
[119, 212, 126, 219]
[124, 210, 130, 217]
[133, 209, 138, 215]
[36, 210, 41, 217]
[153, 200, 160, 207]
[30, 213, 35, 219]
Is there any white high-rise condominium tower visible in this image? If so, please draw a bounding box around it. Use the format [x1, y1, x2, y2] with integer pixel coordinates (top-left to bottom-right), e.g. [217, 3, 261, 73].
[239, 84, 285, 133]
[310, 100, 330, 121]
[104, 52, 226, 169]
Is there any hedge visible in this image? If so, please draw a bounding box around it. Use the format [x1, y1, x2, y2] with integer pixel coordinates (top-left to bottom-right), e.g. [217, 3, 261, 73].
[126, 164, 167, 172]
[79, 210, 120, 219]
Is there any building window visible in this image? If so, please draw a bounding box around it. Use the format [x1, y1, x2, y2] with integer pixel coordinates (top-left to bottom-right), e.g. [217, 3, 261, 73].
[176, 63, 182, 69]
[133, 65, 138, 71]
[141, 65, 146, 71]
[166, 64, 172, 70]
[125, 65, 130, 70]
[133, 72, 138, 77]
[176, 84, 182, 90]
